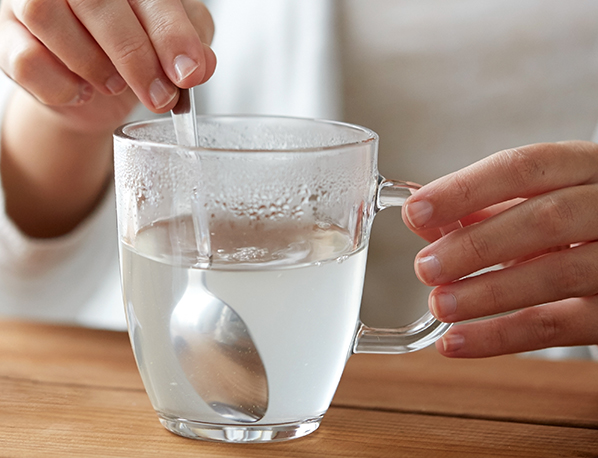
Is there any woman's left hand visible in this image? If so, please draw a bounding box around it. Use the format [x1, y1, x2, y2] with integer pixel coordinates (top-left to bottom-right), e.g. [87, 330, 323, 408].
[403, 141, 598, 357]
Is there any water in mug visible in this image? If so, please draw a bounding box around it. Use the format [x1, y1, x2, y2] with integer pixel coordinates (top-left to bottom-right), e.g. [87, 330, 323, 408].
[121, 215, 368, 425]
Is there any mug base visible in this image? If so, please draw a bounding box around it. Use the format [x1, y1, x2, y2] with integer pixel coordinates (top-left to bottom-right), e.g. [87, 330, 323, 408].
[158, 413, 323, 443]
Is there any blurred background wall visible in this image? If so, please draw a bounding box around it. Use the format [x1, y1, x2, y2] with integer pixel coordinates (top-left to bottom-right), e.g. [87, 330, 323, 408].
[197, 0, 598, 328]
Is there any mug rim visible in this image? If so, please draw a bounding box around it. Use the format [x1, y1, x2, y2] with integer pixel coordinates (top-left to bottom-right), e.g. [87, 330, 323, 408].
[114, 114, 378, 154]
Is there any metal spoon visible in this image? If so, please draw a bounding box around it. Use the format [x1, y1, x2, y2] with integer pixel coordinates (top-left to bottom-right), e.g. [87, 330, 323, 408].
[170, 274, 269, 423]
[170, 88, 269, 423]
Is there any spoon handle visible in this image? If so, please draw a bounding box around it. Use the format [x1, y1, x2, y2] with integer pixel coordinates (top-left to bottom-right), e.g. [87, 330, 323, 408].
[171, 87, 198, 147]
[170, 87, 211, 264]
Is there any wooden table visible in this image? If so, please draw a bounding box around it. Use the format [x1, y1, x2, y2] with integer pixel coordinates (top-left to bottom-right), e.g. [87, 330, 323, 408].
[1, 319, 597, 457]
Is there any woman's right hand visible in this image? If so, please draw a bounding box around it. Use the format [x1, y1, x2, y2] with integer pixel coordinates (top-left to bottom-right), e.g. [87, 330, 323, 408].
[0, 0, 216, 129]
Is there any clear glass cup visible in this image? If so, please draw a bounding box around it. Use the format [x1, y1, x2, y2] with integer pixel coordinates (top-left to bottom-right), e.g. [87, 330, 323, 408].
[113, 115, 453, 443]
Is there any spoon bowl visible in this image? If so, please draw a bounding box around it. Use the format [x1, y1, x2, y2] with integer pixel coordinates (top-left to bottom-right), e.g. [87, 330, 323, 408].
[169, 272, 269, 423]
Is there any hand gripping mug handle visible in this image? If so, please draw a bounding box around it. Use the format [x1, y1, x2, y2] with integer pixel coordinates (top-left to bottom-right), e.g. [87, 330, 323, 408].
[353, 178, 462, 354]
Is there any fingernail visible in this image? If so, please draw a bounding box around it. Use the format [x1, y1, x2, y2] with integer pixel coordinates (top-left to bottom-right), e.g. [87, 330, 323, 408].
[416, 255, 442, 283]
[405, 200, 433, 228]
[174, 54, 199, 83]
[149, 78, 177, 109]
[431, 293, 457, 320]
[105, 74, 127, 95]
[68, 82, 94, 105]
[441, 332, 465, 353]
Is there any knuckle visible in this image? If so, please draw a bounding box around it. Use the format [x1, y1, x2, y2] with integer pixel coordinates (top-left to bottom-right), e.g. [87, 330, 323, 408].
[530, 307, 560, 346]
[497, 147, 547, 189]
[148, 15, 178, 38]
[481, 279, 505, 312]
[449, 172, 475, 203]
[488, 318, 512, 354]
[531, 194, 575, 240]
[551, 253, 595, 297]
[461, 230, 492, 265]
[113, 36, 152, 67]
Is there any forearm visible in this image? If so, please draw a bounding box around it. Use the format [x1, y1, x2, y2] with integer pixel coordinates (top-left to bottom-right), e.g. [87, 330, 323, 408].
[1, 88, 114, 238]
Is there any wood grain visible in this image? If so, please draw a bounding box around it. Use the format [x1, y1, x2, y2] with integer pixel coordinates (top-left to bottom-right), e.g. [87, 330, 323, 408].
[336, 351, 598, 429]
[3, 376, 597, 458]
[1, 319, 597, 457]
[0, 320, 139, 388]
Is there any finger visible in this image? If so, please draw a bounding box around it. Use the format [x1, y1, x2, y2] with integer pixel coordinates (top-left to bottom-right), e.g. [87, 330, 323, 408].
[429, 241, 598, 323]
[435, 296, 598, 358]
[405, 198, 523, 244]
[181, 0, 215, 44]
[198, 43, 216, 84]
[11, 0, 126, 96]
[0, 19, 93, 106]
[415, 183, 598, 285]
[68, 0, 178, 112]
[404, 141, 598, 231]
[128, 0, 214, 88]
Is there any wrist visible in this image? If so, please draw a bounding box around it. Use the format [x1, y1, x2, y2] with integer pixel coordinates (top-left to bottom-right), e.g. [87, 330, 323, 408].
[1, 89, 117, 237]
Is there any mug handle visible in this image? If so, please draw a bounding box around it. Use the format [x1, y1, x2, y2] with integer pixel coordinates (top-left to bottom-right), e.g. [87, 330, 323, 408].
[353, 178, 462, 354]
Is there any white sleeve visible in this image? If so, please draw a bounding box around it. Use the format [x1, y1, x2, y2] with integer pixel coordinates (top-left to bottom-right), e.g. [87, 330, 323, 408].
[0, 72, 126, 330]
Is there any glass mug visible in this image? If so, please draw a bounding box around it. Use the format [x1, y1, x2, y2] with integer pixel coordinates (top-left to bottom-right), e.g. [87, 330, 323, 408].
[114, 115, 454, 443]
